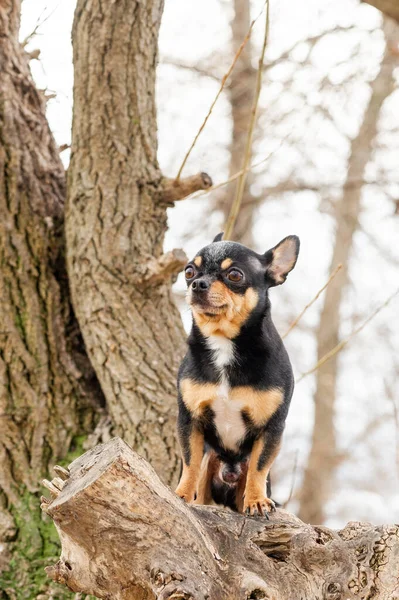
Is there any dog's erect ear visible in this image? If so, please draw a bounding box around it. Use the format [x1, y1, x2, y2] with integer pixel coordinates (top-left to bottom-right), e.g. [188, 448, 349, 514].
[212, 232, 224, 243]
[264, 235, 300, 286]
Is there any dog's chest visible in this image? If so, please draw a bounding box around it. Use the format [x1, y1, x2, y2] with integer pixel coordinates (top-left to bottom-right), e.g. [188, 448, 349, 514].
[206, 336, 246, 450]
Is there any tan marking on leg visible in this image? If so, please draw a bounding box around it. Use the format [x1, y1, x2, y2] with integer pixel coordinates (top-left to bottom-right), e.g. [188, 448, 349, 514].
[243, 437, 281, 516]
[175, 428, 204, 503]
[230, 387, 283, 427]
[180, 379, 219, 417]
[221, 258, 233, 270]
[193, 256, 202, 267]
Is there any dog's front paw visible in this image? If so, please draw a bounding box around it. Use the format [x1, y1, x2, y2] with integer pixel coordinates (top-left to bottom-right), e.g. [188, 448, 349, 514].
[243, 494, 276, 517]
[175, 483, 196, 504]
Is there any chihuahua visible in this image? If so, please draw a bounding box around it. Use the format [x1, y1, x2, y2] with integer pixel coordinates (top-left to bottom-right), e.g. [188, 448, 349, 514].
[175, 233, 299, 516]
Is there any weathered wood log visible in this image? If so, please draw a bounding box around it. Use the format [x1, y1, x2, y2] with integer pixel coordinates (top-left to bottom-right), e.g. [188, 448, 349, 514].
[42, 438, 399, 600]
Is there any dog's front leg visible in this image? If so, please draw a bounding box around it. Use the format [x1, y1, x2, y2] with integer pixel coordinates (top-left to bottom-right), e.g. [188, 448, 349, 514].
[175, 426, 204, 503]
[243, 431, 282, 517]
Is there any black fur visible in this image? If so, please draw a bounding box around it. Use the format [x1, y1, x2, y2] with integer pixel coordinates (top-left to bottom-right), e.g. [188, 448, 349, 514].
[177, 235, 299, 511]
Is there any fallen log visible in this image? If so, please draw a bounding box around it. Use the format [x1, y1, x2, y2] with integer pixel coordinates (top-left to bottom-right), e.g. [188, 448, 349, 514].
[41, 438, 399, 599]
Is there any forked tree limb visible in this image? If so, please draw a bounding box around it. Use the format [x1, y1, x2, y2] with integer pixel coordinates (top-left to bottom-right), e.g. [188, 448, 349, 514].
[41, 438, 399, 600]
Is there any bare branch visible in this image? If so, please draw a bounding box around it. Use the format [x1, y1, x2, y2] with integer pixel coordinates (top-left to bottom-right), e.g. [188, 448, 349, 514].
[384, 379, 399, 481]
[189, 141, 287, 201]
[337, 413, 391, 466]
[282, 264, 343, 339]
[224, 0, 269, 240]
[160, 57, 222, 81]
[162, 172, 212, 203]
[263, 25, 358, 73]
[282, 450, 299, 509]
[297, 287, 399, 383]
[22, 4, 61, 48]
[175, 1, 267, 180]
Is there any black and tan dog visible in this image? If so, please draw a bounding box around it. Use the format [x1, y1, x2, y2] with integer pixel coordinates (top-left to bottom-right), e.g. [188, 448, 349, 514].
[175, 233, 299, 517]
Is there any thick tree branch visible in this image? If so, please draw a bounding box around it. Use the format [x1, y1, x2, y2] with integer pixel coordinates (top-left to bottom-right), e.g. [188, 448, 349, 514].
[162, 172, 213, 203]
[42, 438, 399, 600]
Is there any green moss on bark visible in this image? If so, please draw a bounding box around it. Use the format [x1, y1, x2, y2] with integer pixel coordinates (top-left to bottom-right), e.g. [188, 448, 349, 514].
[0, 492, 71, 599]
[0, 437, 92, 600]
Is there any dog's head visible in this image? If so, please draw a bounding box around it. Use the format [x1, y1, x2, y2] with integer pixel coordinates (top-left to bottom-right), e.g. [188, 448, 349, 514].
[185, 232, 300, 338]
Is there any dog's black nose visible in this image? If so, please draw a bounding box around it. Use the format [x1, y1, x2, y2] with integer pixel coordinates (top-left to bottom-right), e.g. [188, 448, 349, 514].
[192, 278, 209, 292]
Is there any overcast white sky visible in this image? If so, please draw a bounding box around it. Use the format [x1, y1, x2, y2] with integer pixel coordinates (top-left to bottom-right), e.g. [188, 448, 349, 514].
[20, 0, 399, 527]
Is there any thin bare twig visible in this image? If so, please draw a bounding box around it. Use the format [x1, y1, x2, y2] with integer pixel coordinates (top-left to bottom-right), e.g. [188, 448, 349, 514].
[282, 450, 299, 509]
[282, 264, 343, 339]
[263, 25, 357, 74]
[160, 58, 221, 82]
[22, 4, 61, 47]
[188, 142, 284, 201]
[385, 379, 399, 482]
[337, 413, 389, 466]
[296, 287, 399, 383]
[224, 0, 270, 240]
[175, 1, 267, 180]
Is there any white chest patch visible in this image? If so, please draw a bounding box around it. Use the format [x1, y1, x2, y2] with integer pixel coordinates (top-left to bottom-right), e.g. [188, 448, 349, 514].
[206, 335, 245, 450]
[212, 377, 246, 451]
[206, 335, 235, 371]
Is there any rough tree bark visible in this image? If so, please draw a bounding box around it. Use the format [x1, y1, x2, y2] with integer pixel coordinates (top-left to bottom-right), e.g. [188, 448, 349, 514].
[0, 0, 102, 595]
[298, 18, 398, 524]
[42, 438, 399, 600]
[66, 0, 211, 487]
[216, 0, 258, 246]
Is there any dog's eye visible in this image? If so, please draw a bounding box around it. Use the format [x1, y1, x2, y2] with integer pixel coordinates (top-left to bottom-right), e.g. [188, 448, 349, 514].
[185, 266, 195, 280]
[227, 269, 243, 282]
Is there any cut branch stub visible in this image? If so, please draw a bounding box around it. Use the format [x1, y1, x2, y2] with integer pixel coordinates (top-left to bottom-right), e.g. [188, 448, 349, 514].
[42, 438, 399, 600]
[53, 464, 70, 480]
[162, 172, 213, 203]
[142, 249, 188, 286]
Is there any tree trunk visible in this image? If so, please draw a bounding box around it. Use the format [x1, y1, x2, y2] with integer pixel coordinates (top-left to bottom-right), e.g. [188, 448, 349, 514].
[66, 0, 211, 488]
[216, 0, 258, 246]
[42, 438, 399, 600]
[0, 0, 101, 594]
[297, 18, 397, 525]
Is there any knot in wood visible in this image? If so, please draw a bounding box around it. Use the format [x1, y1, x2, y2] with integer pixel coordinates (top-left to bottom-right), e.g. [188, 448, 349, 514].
[247, 590, 269, 600]
[324, 581, 342, 600]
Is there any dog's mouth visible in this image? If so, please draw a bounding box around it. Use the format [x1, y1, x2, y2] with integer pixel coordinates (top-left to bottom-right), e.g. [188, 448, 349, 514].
[187, 290, 229, 316]
[192, 302, 228, 316]
[201, 304, 228, 317]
